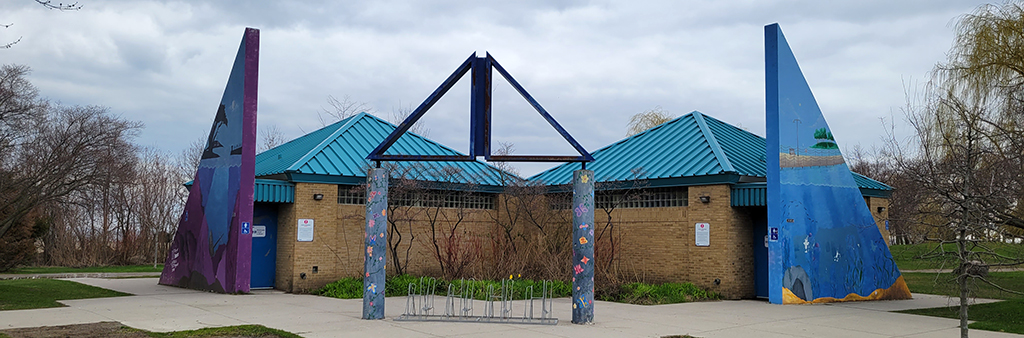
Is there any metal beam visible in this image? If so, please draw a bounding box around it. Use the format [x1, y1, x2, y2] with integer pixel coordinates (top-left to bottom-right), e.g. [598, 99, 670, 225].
[487, 53, 594, 162]
[367, 53, 475, 160]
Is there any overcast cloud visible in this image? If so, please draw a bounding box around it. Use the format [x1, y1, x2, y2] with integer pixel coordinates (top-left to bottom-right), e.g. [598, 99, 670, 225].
[0, 0, 990, 176]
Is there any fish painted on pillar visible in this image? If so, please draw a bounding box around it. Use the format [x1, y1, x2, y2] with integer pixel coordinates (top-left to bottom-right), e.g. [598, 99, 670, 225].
[765, 23, 910, 304]
[160, 28, 259, 293]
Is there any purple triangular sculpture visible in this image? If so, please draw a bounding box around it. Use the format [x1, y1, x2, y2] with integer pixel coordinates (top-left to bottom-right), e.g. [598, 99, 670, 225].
[159, 28, 259, 293]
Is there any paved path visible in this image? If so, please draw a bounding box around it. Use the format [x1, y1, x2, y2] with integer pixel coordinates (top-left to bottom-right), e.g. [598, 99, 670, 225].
[1, 277, 1020, 338]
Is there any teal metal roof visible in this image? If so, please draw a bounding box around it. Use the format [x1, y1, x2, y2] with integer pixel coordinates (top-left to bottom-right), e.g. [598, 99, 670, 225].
[530, 111, 767, 187]
[530, 111, 891, 195]
[185, 179, 295, 203]
[254, 179, 294, 203]
[255, 113, 510, 188]
[731, 183, 767, 207]
[730, 173, 892, 207]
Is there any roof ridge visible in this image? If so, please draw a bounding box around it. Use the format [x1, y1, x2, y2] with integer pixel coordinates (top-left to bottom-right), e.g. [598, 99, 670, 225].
[691, 111, 736, 173]
[358, 113, 523, 181]
[286, 112, 368, 172]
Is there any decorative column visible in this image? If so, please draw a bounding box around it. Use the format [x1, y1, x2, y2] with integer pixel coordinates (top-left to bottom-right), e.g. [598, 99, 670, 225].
[572, 169, 594, 324]
[363, 168, 388, 319]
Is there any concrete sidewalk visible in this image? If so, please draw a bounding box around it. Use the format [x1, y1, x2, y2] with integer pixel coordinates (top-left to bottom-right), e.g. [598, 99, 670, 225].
[1, 277, 1020, 338]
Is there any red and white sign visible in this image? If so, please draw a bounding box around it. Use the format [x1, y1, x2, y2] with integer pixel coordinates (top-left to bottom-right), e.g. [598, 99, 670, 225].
[695, 222, 710, 247]
[297, 219, 314, 242]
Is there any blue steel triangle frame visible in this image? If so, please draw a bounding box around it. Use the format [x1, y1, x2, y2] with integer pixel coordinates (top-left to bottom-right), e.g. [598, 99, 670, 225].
[367, 52, 594, 163]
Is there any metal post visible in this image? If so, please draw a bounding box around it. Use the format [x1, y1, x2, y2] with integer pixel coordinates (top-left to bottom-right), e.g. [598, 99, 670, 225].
[572, 169, 594, 324]
[363, 168, 388, 319]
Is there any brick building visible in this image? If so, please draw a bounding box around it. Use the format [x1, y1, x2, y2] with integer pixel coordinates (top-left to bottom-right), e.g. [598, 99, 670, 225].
[247, 111, 891, 299]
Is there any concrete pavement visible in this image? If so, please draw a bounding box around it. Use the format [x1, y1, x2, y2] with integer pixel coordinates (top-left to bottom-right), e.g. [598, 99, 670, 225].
[1, 277, 1020, 337]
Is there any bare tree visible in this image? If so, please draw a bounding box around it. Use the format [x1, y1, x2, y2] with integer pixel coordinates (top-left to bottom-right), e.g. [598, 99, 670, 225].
[3, 1, 81, 49]
[258, 124, 286, 153]
[380, 162, 426, 276]
[419, 165, 481, 280]
[317, 95, 370, 126]
[626, 106, 673, 136]
[594, 168, 650, 272]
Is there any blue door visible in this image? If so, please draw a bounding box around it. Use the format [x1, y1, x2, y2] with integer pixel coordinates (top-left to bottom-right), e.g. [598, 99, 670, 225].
[251, 203, 278, 289]
[753, 208, 769, 298]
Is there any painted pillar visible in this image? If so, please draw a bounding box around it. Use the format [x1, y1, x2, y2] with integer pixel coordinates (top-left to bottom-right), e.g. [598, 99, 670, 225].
[363, 168, 388, 319]
[572, 169, 595, 324]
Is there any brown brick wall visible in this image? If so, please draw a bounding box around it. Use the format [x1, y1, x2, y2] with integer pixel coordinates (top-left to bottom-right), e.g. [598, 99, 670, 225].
[865, 196, 892, 246]
[592, 184, 755, 300]
[272, 182, 889, 300]
[276, 182, 497, 292]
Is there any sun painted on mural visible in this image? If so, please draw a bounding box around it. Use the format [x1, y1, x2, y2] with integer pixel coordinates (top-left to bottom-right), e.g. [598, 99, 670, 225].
[159, 28, 258, 294]
[765, 23, 910, 304]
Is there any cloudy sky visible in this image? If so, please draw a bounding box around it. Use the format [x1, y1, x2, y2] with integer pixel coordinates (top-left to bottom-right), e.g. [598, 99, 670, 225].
[1, 0, 993, 176]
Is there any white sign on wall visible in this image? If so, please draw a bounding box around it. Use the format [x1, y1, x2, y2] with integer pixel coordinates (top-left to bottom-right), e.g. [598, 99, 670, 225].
[695, 222, 710, 247]
[297, 219, 314, 242]
[252, 225, 266, 238]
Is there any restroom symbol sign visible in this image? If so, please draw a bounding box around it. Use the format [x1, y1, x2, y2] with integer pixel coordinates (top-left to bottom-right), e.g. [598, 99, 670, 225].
[241, 222, 251, 235]
[769, 227, 779, 242]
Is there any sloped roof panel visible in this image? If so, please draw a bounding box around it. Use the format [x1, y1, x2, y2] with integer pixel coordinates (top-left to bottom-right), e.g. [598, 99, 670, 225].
[529, 111, 889, 192]
[531, 112, 726, 185]
[255, 113, 507, 186]
[703, 114, 768, 178]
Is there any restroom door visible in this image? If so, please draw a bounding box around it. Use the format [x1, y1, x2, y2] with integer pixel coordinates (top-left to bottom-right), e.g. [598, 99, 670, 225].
[753, 209, 769, 298]
[251, 203, 278, 289]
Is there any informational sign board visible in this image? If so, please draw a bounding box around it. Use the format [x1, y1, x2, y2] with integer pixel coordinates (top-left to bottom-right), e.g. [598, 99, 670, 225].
[252, 225, 266, 238]
[297, 219, 314, 242]
[695, 222, 710, 247]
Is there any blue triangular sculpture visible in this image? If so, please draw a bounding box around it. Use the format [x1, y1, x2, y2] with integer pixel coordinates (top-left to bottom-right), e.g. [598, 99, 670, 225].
[765, 23, 910, 304]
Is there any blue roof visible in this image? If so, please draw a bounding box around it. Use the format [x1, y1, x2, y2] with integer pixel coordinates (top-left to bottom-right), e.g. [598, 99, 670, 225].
[530, 111, 890, 193]
[255, 113, 511, 188]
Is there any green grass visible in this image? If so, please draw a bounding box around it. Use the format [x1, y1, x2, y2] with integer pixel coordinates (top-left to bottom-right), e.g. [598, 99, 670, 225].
[0, 279, 130, 310]
[891, 243, 1024, 271]
[902, 271, 1024, 300]
[898, 299, 1024, 334]
[134, 324, 302, 338]
[315, 275, 570, 300]
[317, 275, 717, 306]
[598, 282, 721, 305]
[899, 271, 1024, 334]
[7, 265, 163, 274]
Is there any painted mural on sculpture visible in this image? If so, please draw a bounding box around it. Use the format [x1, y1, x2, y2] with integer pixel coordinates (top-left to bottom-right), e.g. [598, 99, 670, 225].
[571, 170, 595, 324]
[160, 28, 259, 293]
[363, 168, 388, 319]
[765, 23, 910, 304]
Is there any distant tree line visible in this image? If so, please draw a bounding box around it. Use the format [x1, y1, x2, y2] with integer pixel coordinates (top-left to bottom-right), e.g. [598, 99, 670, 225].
[0, 64, 193, 271]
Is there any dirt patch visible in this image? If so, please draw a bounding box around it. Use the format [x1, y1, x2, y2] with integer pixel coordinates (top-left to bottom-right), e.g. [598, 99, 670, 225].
[1, 322, 149, 338]
[0, 322, 291, 338]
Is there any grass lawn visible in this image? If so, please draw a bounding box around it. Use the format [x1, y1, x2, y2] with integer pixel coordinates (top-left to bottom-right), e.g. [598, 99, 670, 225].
[7, 265, 163, 274]
[898, 299, 1024, 334]
[902, 271, 1024, 300]
[891, 243, 1024, 271]
[0, 279, 130, 310]
[899, 271, 1024, 334]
